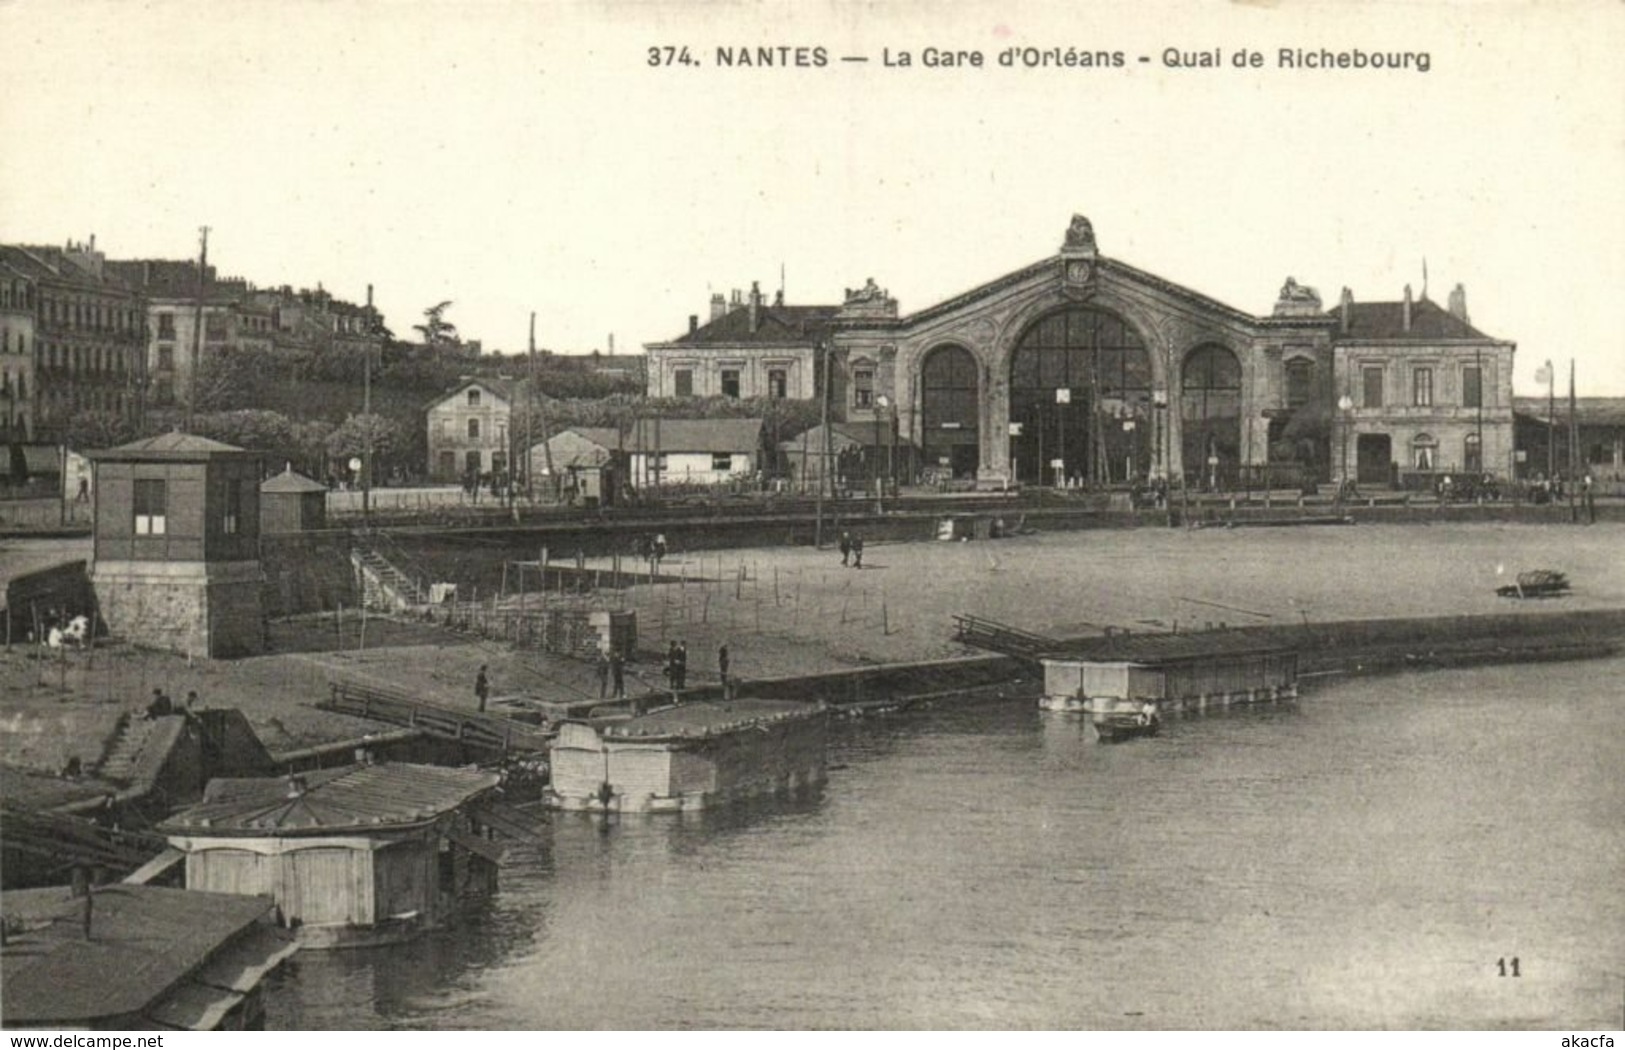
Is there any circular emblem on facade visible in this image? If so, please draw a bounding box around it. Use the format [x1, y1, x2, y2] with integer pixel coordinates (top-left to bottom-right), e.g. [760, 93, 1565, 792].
[1066, 259, 1092, 284]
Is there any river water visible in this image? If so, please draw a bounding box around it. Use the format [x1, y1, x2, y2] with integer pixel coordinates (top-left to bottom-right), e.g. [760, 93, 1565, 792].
[265, 657, 1625, 1030]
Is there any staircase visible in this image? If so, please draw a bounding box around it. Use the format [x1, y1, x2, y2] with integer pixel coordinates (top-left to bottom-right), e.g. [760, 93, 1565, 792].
[96, 715, 156, 784]
[351, 536, 427, 611]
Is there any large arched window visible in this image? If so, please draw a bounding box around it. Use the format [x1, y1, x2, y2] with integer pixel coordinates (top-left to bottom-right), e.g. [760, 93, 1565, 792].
[1464, 433, 1482, 473]
[1411, 432, 1438, 471]
[1181, 344, 1243, 488]
[1008, 307, 1152, 484]
[920, 345, 979, 479]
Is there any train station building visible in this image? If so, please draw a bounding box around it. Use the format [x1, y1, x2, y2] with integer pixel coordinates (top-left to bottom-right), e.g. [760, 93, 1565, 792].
[647, 215, 1515, 490]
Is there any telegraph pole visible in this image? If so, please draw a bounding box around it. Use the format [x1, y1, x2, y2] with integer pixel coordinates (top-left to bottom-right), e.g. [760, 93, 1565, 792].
[362, 284, 373, 528]
[186, 226, 210, 426]
[530, 313, 557, 503]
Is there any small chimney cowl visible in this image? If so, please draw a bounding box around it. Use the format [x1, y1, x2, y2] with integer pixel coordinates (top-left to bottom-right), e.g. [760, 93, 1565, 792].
[1402, 284, 1413, 332]
[688, 314, 698, 335]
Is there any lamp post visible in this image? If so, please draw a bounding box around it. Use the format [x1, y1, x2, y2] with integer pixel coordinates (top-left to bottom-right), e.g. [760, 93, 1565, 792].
[873, 394, 889, 513]
[1151, 389, 1168, 480]
[1337, 394, 1354, 497]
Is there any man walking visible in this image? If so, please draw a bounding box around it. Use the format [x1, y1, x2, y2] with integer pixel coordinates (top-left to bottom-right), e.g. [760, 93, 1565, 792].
[674, 640, 688, 691]
[609, 647, 625, 699]
[596, 649, 611, 698]
[851, 533, 864, 569]
[839, 530, 852, 566]
[474, 664, 490, 713]
[718, 643, 730, 697]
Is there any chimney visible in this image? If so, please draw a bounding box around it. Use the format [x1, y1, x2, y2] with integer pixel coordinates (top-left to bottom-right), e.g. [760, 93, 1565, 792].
[773, 288, 784, 307]
[710, 293, 727, 321]
[748, 281, 762, 334]
[1339, 287, 1353, 334]
[688, 314, 698, 335]
[1448, 283, 1469, 323]
[1402, 284, 1413, 332]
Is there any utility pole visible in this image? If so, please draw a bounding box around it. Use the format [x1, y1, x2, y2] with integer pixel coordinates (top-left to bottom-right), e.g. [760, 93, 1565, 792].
[362, 284, 373, 528]
[186, 226, 210, 426]
[530, 313, 556, 503]
[815, 341, 832, 547]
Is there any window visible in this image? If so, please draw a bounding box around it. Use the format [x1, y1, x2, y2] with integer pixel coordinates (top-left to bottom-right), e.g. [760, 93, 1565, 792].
[712, 453, 733, 472]
[1413, 367, 1433, 407]
[157, 345, 174, 370]
[157, 312, 175, 340]
[768, 368, 787, 399]
[155, 378, 173, 405]
[467, 418, 481, 440]
[467, 389, 481, 407]
[204, 313, 228, 342]
[134, 478, 167, 536]
[852, 368, 874, 409]
[674, 369, 694, 397]
[1462, 365, 1482, 409]
[222, 481, 241, 535]
[1412, 434, 1437, 471]
[1362, 367, 1384, 408]
[437, 418, 448, 440]
[1464, 433, 1483, 473]
[1285, 359, 1314, 410]
[720, 368, 741, 399]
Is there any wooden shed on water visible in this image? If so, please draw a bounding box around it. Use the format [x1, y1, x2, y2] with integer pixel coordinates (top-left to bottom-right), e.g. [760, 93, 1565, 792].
[1039, 633, 1298, 713]
[0, 884, 296, 1030]
[158, 762, 503, 948]
[548, 699, 828, 813]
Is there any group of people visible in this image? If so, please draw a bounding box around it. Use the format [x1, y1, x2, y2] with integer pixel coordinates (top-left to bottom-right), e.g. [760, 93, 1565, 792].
[837, 530, 865, 568]
[144, 688, 200, 721]
[595, 647, 628, 698]
[639, 534, 669, 573]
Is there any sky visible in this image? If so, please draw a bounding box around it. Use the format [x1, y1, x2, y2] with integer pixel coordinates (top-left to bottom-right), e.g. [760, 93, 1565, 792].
[2, 0, 1622, 394]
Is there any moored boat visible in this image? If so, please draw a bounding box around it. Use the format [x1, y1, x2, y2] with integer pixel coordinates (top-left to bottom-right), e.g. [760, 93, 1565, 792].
[1088, 712, 1160, 743]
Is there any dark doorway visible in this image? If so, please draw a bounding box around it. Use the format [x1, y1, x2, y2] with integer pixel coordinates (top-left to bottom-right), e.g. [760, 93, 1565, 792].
[1356, 433, 1393, 487]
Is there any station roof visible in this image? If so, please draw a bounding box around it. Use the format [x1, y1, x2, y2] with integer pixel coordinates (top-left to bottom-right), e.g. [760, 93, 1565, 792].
[0, 884, 283, 1026]
[160, 762, 500, 836]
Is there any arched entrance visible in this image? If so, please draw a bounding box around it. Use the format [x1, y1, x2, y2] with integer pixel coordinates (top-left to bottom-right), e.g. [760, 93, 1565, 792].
[1008, 307, 1153, 485]
[920, 345, 980, 479]
[1181, 344, 1242, 489]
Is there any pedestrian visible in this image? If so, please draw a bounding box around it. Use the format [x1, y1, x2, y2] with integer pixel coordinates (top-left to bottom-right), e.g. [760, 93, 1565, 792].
[145, 688, 171, 720]
[851, 533, 864, 569]
[596, 649, 611, 698]
[609, 647, 625, 698]
[1584, 474, 1596, 524]
[839, 530, 852, 566]
[76, 477, 89, 502]
[665, 641, 680, 689]
[474, 664, 490, 713]
[718, 643, 730, 694]
[653, 533, 668, 571]
[675, 639, 688, 691]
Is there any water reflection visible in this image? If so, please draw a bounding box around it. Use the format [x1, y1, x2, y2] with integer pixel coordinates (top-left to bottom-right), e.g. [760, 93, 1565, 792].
[266, 661, 1625, 1029]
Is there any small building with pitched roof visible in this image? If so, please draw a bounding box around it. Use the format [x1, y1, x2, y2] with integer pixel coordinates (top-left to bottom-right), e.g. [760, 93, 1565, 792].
[528, 418, 765, 493]
[0, 883, 296, 1030]
[88, 432, 266, 657]
[159, 762, 503, 948]
[259, 464, 327, 534]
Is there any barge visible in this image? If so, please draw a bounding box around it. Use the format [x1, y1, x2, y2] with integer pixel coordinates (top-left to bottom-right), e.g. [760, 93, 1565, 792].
[546, 699, 828, 813]
[1039, 634, 1298, 715]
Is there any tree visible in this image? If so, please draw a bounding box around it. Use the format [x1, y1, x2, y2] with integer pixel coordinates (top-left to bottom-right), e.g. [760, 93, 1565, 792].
[325, 412, 408, 474]
[60, 410, 155, 452]
[413, 301, 460, 348]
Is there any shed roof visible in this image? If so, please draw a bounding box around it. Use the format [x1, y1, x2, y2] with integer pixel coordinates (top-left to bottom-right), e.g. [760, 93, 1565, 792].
[260, 466, 327, 494]
[602, 699, 822, 740]
[1042, 630, 1293, 665]
[159, 762, 500, 836]
[546, 419, 764, 455]
[0, 884, 280, 1025]
[89, 432, 255, 461]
